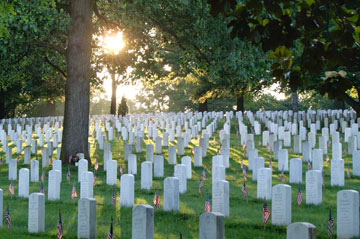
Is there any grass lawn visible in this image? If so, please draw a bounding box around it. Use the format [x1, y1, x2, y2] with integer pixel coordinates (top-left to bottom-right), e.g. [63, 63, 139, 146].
[0, 116, 359, 238]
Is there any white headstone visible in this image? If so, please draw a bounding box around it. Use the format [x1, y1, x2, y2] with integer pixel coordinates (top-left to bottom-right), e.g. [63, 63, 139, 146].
[28, 193, 45, 233]
[120, 174, 134, 207]
[18, 168, 30, 198]
[337, 190, 359, 239]
[48, 169, 61, 200]
[30, 160, 39, 182]
[212, 180, 229, 217]
[306, 170, 322, 205]
[163, 177, 179, 211]
[132, 204, 154, 239]
[331, 159, 344, 186]
[174, 164, 187, 194]
[257, 168, 272, 200]
[199, 212, 224, 239]
[77, 198, 96, 239]
[78, 159, 88, 182]
[141, 161, 152, 190]
[181, 156, 192, 179]
[168, 146, 177, 165]
[272, 184, 291, 225]
[289, 158, 302, 184]
[128, 154, 137, 175]
[9, 159, 17, 180]
[106, 160, 117, 186]
[194, 146, 202, 167]
[253, 157, 265, 181]
[286, 222, 316, 239]
[53, 160, 62, 182]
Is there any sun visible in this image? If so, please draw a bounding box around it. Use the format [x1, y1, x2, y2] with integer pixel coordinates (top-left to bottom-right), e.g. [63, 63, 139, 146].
[102, 31, 125, 55]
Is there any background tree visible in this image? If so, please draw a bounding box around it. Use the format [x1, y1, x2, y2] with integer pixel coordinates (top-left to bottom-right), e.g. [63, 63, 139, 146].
[118, 96, 129, 116]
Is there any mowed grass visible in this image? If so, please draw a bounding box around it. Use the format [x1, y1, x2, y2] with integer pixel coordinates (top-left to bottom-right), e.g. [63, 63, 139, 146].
[0, 117, 359, 239]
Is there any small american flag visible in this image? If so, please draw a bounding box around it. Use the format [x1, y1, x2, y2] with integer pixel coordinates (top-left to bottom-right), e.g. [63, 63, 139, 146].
[328, 141, 331, 147]
[41, 171, 45, 183]
[9, 183, 14, 195]
[262, 201, 271, 225]
[93, 173, 96, 186]
[289, 147, 292, 153]
[68, 155, 72, 164]
[40, 183, 44, 194]
[5, 204, 11, 229]
[347, 167, 350, 178]
[120, 165, 123, 176]
[118, 150, 121, 157]
[244, 151, 247, 158]
[71, 183, 77, 199]
[343, 148, 346, 155]
[326, 154, 330, 162]
[94, 160, 98, 171]
[241, 159, 243, 169]
[242, 143, 246, 151]
[202, 168, 206, 180]
[213, 136, 216, 144]
[328, 209, 334, 236]
[66, 168, 70, 181]
[307, 160, 312, 170]
[243, 167, 247, 181]
[192, 148, 194, 155]
[199, 179, 203, 194]
[112, 188, 115, 206]
[57, 210, 63, 239]
[269, 159, 272, 170]
[205, 193, 211, 212]
[258, 140, 261, 146]
[281, 170, 284, 182]
[0, 157, 3, 165]
[153, 190, 160, 209]
[217, 149, 220, 155]
[266, 144, 270, 151]
[297, 187, 302, 205]
[107, 218, 113, 239]
[16, 155, 19, 162]
[242, 182, 247, 198]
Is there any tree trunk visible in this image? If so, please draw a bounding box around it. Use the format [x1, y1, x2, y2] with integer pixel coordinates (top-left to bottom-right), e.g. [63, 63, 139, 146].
[46, 100, 56, 116]
[291, 91, 299, 112]
[237, 94, 244, 112]
[60, 0, 94, 165]
[198, 99, 208, 112]
[110, 72, 117, 114]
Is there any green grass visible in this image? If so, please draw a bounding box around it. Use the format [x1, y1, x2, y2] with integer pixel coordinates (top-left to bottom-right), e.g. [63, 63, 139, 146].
[0, 118, 359, 238]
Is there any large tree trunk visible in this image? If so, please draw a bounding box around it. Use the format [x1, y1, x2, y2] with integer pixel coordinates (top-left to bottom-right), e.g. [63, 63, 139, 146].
[198, 99, 208, 112]
[110, 72, 117, 114]
[236, 94, 244, 112]
[60, 0, 94, 165]
[291, 91, 299, 112]
[333, 99, 345, 110]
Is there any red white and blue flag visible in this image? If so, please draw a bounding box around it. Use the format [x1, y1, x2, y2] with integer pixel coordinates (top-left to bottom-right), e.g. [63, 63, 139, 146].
[243, 167, 247, 181]
[199, 179, 203, 194]
[71, 183, 77, 199]
[41, 171, 45, 183]
[40, 183, 44, 194]
[57, 210, 63, 239]
[328, 209, 334, 236]
[205, 193, 211, 212]
[5, 204, 11, 229]
[153, 190, 160, 209]
[242, 182, 247, 198]
[66, 168, 70, 181]
[297, 187, 302, 205]
[9, 183, 14, 195]
[262, 201, 271, 224]
[94, 160, 98, 171]
[281, 170, 284, 182]
[307, 160, 312, 170]
[112, 188, 116, 206]
[202, 168, 206, 180]
[107, 218, 113, 239]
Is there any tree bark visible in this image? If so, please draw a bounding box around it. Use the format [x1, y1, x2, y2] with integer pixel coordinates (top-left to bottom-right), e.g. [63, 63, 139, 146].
[110, 72, 117, 114]
[237, 94, 244, 112]
[60, 0, 94, 165]
[291, 91, 299, 112]
[198, 99, 208, 112]
[342, 93, 360, 115]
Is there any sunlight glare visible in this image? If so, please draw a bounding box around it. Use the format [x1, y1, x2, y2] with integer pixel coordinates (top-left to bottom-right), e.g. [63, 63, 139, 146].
[103, 31, 125, 55]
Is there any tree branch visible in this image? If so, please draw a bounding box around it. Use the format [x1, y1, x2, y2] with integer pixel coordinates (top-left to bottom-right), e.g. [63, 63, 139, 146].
[94, 1, 122, 30]
[35, 41, 66, 56]
[44, 56, 67, 78]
